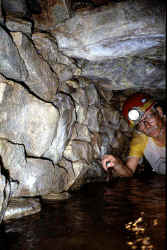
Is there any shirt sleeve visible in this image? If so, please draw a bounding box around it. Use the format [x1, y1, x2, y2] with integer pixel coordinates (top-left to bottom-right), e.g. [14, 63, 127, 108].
[128, 132, 148, 159]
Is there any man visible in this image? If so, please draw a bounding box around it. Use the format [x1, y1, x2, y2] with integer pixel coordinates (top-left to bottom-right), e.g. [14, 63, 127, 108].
[102, 93, 166, 176]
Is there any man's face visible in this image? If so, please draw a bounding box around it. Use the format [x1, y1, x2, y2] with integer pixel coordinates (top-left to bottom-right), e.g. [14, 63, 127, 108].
[136, 106, 165, 139]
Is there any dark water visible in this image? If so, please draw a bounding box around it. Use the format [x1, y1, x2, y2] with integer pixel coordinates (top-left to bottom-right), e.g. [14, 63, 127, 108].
[0, 175, 166, 250]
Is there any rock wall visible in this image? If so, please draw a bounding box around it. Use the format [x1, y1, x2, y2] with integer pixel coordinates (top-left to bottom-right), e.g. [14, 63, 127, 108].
[0, 0, 165, 221]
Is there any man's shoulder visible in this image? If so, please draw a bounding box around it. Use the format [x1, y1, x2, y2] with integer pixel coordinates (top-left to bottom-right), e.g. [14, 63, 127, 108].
[131, 131, 148, 147]
[128, 131, 149, 158]
[132, 131, 148, 141]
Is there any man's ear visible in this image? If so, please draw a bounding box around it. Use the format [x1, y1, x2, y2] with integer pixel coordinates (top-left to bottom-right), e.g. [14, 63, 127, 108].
[156, 106, 163, 118]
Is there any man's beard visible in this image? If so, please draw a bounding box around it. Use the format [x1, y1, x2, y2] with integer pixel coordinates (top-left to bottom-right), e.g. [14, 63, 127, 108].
[145, 125, 159, 137]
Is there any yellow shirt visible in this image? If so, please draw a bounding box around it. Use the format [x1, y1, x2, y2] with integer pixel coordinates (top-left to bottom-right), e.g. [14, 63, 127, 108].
[128, 132, 165, 175]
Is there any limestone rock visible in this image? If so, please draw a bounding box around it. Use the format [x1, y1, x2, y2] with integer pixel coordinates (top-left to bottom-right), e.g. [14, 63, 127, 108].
[3, 198, 41, 221]
[85, 83, 100, 106]
[0, 77, 59, 156]
[101, 106, 120, 129]
[53, 0, 165, 61]
[90, 132, 102, 160]
[71, 123, 91, 142]
[0, 26, 28, 82]
[63, 140, 93, 162]
[75, 104, 88, 124]
[32, 32, 78, 82]
[44, 93, 76, 164]
[86, 106, 101, 132]
[0, 173, 11, 223]
[57, 159, 76, 190]
[80, 57, 165, 90]
[11, 32, 59, 101]
[69, 160, 90, 190]
[71, 87, 89, 107]
[17, 158, 67, 196]
[32, 0, 72, 31]
[52, 0, 165, 90]
[0, 139, 69, 196]
[5, 16, 32, 36]
[69, 160, 105, 191]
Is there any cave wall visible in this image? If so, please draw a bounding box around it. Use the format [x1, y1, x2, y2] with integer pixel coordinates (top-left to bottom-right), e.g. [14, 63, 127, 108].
[0, 0, 165, 221]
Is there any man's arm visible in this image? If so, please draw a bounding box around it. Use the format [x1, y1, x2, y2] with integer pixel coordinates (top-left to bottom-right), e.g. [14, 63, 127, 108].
[102, 154, 140, 177]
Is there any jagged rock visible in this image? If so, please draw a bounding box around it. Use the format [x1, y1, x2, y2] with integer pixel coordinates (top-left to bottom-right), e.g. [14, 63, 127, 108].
[86, 106, 101, 132]
[95, 87, 113, 104]
[85, 83, 100, 106]
[53, 0, 165, 61]
[0, 139, 27, 182]
[58, 80, 74, 94]
[74, 104, 101, 132]
[71, 123, 91, 142]
[70, 85, 101, 132]
[100, 126, 115, 145]
[31, 0, 72, 31]
[90, 132, 102, 160]
[100, 133, 111, 156]
[71, 87, 89, 107]
[0, 173, 11, 223]
[18, 158, 67, 196]
[0, 76, 59, 156]
[58, 158, 103, 191]
[5, 16, 32, 36]
[101, 106, 120, 129]
[3, 198, 41, 221]
[69, 160, 90, 190]
[63, 140, 93, 162]
[32, 33, 59, 62]
[0, 139, 69, 196]
[0, 26, 28, 82]
[119, 118, 130, 133]
[52, 63, 73, 82]
[52, 0, 165, 89]
[32, 32, 76, 70]
[80, 57, 165, 90]
[43, 93, 76, 164]
[69, 160, 105, 191]
[32, 32, 78, 82]
[57, 159, 76, 190]
[11, 32, 59, 101]
[66, 79, 83, 89]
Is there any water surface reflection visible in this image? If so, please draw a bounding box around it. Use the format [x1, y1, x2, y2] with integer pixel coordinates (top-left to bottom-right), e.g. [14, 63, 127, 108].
[0, 175, 166, 250]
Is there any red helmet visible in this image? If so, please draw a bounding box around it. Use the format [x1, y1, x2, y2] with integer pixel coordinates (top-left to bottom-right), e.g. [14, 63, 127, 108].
[122, 93, 156, 128]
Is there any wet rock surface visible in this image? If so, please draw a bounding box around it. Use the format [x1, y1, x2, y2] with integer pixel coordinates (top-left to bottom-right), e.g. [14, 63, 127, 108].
[0, 0, 166, 221]
[0, 76, 59, 156]
[42, 191, 71, 201]
[0, 26, 28, 82]
[3, 198, 41, 221]
[11, 32, 59, 101]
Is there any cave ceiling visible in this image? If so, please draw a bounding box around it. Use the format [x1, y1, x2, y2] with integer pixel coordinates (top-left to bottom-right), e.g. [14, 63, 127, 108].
[0, 0, 166, 99]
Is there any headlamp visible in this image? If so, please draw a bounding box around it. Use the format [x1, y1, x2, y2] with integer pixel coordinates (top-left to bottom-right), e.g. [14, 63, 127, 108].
[128, 107, 144, 125]
[122, 93, 156, 128]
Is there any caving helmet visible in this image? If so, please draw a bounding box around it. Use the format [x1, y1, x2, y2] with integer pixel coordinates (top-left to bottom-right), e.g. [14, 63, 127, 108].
[122, 93, 156, 128]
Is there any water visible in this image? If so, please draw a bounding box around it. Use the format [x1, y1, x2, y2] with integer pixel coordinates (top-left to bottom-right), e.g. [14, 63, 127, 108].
[0, 175, 166, 250]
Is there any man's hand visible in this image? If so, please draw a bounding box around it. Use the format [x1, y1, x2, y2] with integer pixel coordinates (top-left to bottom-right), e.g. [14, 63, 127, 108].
[102, 154, 137, 177]
[102, 154, 122, 171]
